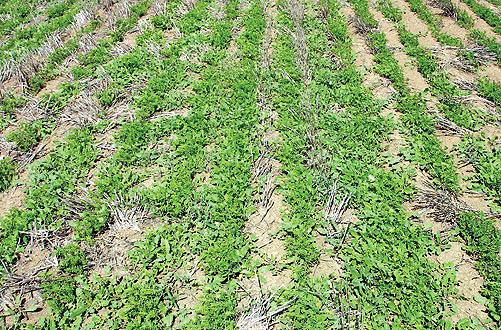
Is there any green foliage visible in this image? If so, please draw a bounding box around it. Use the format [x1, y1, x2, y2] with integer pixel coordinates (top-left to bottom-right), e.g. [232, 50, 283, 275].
[380, 0, 485, 133]
[54, 243, 88, 274]
[6, 120, 53, 151]
[461, 0, 501, 35]
[187, 281, 237, 329]
[469, 30, 501, 64]
[0, 0, 82, 63]
[70, 202, 109, 240]
[39, 222, 190, 329]
[0, 128, 98, 267]
[0, 94, 26, 130]
[211, 21, 232, 49]
[377, 0, 402, 23]
[178, 0, 211, 34]
[78, 40, 112, 68]
[0, 157, 17, 192]
[456, 134, 501, 204]
[237, 3, 266, 59]
[406, 0, 463, 46]
[361, 0, 460, 191]
[46, 0, 76, 19]
[268, 1, 457, 327]
[41, 276, 79, 319]
[458, 212, 501, 320]
[28, 37, 81, 94]
[3, 0, 497, 328]
[478, 76, 501, 105]
[368, 31, 407, 92]
[70, 65, 93, 80]
[458, 49, 482, 69]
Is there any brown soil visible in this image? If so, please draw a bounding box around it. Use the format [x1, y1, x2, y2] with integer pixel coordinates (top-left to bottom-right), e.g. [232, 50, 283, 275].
[36, 76, 70, 97]
[2, 78, 23, 95]
[438, 242, 489, 323]
[0, 185, 25, 218]
[483, 64, 501, 84]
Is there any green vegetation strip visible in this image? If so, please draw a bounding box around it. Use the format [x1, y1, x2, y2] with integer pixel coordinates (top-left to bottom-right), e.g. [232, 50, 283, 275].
[460, 0, 501, 35]
[0, 0, 82, 62]
[405, 0, 464, 46]
[456, 134, 501, 206]
[458, 211, 501, 322]
[377, 0, 501, 324]
[351, 0, 460, 191]
[3, 0, 269, 327]
[383, 0, 489, 132]
[264, 0, 460, 327]
[468, 30, 501, 64]
[0, 157, 17, 192]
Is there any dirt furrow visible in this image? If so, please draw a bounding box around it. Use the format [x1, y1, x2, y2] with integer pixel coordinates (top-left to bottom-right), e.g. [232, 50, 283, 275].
[242, 0, 292, 299]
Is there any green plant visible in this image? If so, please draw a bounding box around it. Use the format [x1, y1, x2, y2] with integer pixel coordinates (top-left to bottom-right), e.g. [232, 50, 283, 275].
[0, 157, 17, 192]
[460, 0, 501, 35]
[6, 120, 52, 151]
[458, 212, 501, 320]
[478, 77, 501, 105]
[54, 243, 88, 274]
[456, 134, 501, 204]
[469, 30, 501, 65]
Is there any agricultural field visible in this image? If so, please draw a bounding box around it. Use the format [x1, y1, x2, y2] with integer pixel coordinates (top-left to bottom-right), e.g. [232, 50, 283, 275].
[0, 0, 500, 328]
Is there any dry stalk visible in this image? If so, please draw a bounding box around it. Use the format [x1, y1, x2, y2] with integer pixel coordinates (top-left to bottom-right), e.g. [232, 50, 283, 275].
[450, 94, 499, 117]
[19, 225, 71, 253]
[114, 0, 134, 20]
[71, 7, 96, 32]
[110, 42, 134, 57]
[37, 32, 64, 58]
[151, 0, 169, 15]
[107, 101, 135, 122]
[210, 0, 228, 20]
[324, 180, 352, 242]
[281, 0, 310, 82]
[61, 94, 102, 127]
[464, 44, 497, 65]
[350, 15, 377, 36]
[178, 0, 198, 15]
[17, 94, 52, 122]
[105, 192, 151, 232]
[436, 44, 497, 71]
[0, 54, 42, 88]
[414, 184, 472, 224]
[253, 142, 274, 179]
[237, 277, 294, 330]
[144, 41, 164, 58]
[429, 0, 458, 20]
[324, 287, 363, 329]
[433, 113, 473, 137]
[325, 180, 352, 225]
[0, 256, 57, 313]
[98, 0, 115, 12]
[453, 77, 478, 91]
[78, 33, 99, 55]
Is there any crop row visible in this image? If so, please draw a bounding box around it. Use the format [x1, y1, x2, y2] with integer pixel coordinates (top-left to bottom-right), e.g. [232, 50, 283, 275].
[376, 0, 501, 324]
[261, 0, 465, 327]
[460, 0, 501, 35]
[351, 0, 461, 191]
